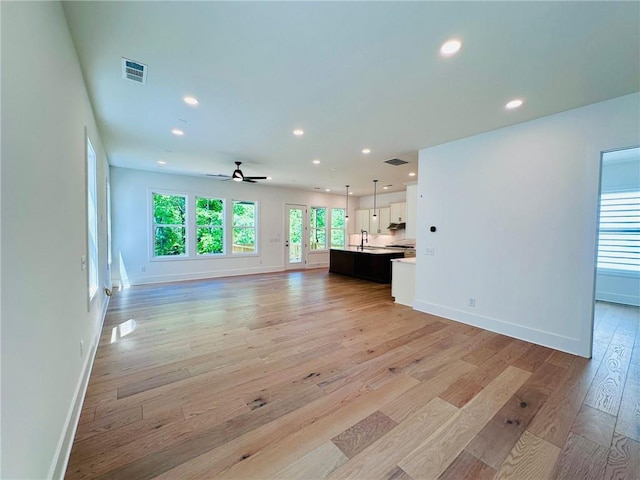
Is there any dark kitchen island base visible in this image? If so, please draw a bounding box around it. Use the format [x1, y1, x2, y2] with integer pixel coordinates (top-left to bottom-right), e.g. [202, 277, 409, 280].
[329, 248, 405, 284]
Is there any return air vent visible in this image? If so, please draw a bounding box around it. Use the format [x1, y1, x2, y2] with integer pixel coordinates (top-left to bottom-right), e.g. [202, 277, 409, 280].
[121, 58, 147, 84]
[384, 158, 408, 166]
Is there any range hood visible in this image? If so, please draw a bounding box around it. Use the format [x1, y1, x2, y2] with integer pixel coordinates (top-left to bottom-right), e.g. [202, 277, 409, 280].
[387, 222, 406, 230]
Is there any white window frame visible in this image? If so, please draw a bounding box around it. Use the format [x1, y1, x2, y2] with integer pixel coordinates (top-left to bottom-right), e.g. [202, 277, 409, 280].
[151, 191, 188, 259]
[309, 206, 328, 251]
[330, 208, 346, 249]
[86, 134, 99, 303]
[232, 200, 258, 255]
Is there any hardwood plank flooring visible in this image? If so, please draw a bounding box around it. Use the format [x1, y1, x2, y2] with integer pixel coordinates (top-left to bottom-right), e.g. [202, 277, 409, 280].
[64, 270, 640, 479]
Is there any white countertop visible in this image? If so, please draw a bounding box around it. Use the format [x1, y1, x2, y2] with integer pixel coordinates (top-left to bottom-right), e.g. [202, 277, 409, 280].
[391, 257, 416, 264]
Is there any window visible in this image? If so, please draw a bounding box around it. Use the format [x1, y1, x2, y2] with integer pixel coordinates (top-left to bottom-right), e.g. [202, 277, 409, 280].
[233, 200, 257, 254]
[196, 197, 224, 255]
[331, 208, 346, 248]
[153, 193, 187, 256]
[87, 136, 98, 301]
[310, 207, 327, 250]
[597, 191, 640, 273]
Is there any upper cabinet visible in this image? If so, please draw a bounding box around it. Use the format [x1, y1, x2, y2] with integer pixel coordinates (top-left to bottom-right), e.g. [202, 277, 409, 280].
[355, 209, 370, 233]
[371, 207, 390, 234]
[389, 202, 407, 223]
[356, 207, 391, 234]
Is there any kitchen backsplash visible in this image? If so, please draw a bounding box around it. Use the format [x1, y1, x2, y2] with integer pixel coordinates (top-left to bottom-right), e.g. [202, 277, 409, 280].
[349, 231, 410, 247]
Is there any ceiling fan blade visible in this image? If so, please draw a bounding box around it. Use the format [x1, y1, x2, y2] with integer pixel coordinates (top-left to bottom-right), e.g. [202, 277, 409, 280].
[243, 176, 267, 180]
[206, 174, 232, 180]
[243, 178, 257, 183]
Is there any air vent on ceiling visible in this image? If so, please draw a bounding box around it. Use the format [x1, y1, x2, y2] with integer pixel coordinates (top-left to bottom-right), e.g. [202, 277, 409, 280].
[384, 158, 408, 166]
[121, 58, 147, 84]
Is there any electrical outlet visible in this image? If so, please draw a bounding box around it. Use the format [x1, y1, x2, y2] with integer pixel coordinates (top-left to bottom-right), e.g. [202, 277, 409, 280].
[468, 297, 476, 307]
[141, 266, 146, 272]
[425, 248, 435, 256]
[80, 255, 87, 271]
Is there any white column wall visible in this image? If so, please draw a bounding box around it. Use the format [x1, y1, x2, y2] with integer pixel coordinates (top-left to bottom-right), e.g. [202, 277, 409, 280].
[1, 2, 111, 478]
[414, 93, 640, 358]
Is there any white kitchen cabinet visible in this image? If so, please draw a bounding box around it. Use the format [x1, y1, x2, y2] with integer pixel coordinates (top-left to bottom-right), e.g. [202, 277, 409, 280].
[355, 209, 370, 233]
[390, 202, 407, 223]
[392, 257, 416, 306]
[371, 207, 390, 234]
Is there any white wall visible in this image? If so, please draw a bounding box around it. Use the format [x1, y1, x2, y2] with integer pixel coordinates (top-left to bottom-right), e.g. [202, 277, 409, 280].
[358, 190, 406, 209]
[111, 167, 353, 285]
[595, 150, 640, 306]
[1, 2, 111, 479]
[415, 93, 640, 358]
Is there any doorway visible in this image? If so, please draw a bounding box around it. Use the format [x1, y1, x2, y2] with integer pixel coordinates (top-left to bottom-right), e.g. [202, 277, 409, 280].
[285, 204, 306, 270]
[595, 146, 640, 306]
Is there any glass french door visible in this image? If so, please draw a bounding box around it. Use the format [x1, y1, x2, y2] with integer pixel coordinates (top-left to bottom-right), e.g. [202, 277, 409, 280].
[285, 204, 306, 270]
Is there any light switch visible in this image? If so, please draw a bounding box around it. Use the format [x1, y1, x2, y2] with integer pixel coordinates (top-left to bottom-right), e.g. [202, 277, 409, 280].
[425, 248, 435, 256]
[81, 255, 87, 271]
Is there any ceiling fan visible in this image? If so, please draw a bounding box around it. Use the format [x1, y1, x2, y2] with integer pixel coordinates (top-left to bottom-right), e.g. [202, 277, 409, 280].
[207, 161, 267, 183]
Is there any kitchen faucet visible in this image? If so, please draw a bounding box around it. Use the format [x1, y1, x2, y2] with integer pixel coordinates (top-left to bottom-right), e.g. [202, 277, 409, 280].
[360, 229, 368, 250]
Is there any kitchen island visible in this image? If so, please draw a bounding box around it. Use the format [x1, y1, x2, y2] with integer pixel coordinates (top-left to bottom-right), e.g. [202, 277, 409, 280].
[329, 247, 405, 284]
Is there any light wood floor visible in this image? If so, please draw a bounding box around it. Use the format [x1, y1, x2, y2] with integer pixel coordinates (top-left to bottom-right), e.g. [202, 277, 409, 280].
[65, 270, 640, 480]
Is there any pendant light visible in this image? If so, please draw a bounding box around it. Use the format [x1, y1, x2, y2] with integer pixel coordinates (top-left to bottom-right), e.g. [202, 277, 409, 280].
[345, 185, 350, 220]
[372, 180, 378, 219]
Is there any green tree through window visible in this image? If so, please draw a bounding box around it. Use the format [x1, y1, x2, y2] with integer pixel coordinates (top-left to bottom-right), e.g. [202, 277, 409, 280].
[310, 207, 327, 250]
[233, 201, 256, 253]
[196, 197, 224, 254]
[331, 208, 346, 248]
[153, 193, 186, 256]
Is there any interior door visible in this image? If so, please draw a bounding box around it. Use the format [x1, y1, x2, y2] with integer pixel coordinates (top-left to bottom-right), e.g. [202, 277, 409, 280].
[285, 204, 306, 270]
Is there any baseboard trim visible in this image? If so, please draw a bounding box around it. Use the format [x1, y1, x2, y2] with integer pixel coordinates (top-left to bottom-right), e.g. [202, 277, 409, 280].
[413, 300, 589, 358]
[113, 265, 286, 287]
[48, 295, 109, 480]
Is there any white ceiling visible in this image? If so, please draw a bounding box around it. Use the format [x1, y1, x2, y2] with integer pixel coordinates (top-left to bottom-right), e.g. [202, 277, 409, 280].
[63, 1, 639, 196]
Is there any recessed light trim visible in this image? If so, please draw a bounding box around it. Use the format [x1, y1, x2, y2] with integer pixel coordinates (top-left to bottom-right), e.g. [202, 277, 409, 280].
[183, 96, 199, 105]
[157, 160, 166, 165]
[171, 128, 184, 136]
[409, 172, 416, 177]
[266, 176, 272, 180]
[325, 189, 331, 192]
[293, 129, 304, 136]
[440, 39, 462, 57]
[312, 159, 320, 165]
[362, 148, 371, 154]
[505, 99, 524, 110]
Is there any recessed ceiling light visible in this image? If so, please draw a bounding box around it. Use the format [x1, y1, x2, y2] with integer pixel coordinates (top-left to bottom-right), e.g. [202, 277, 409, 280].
[266, 176, 272, 180]
[349, 191, 354, 195]
[171, 128, 184, 136]
[362, 148, 371, 154]
[183, 96, 199, 105]
[440, 39, 462, 57]
[505, 99, 524, 110]
[157, 160, 166, 165]
[409, 172, 416, 177]
[312, 159, 320, 164]
[325, 189, 331, 192]
[383, 186, 389, 190]
[293, 129, 304, 136]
